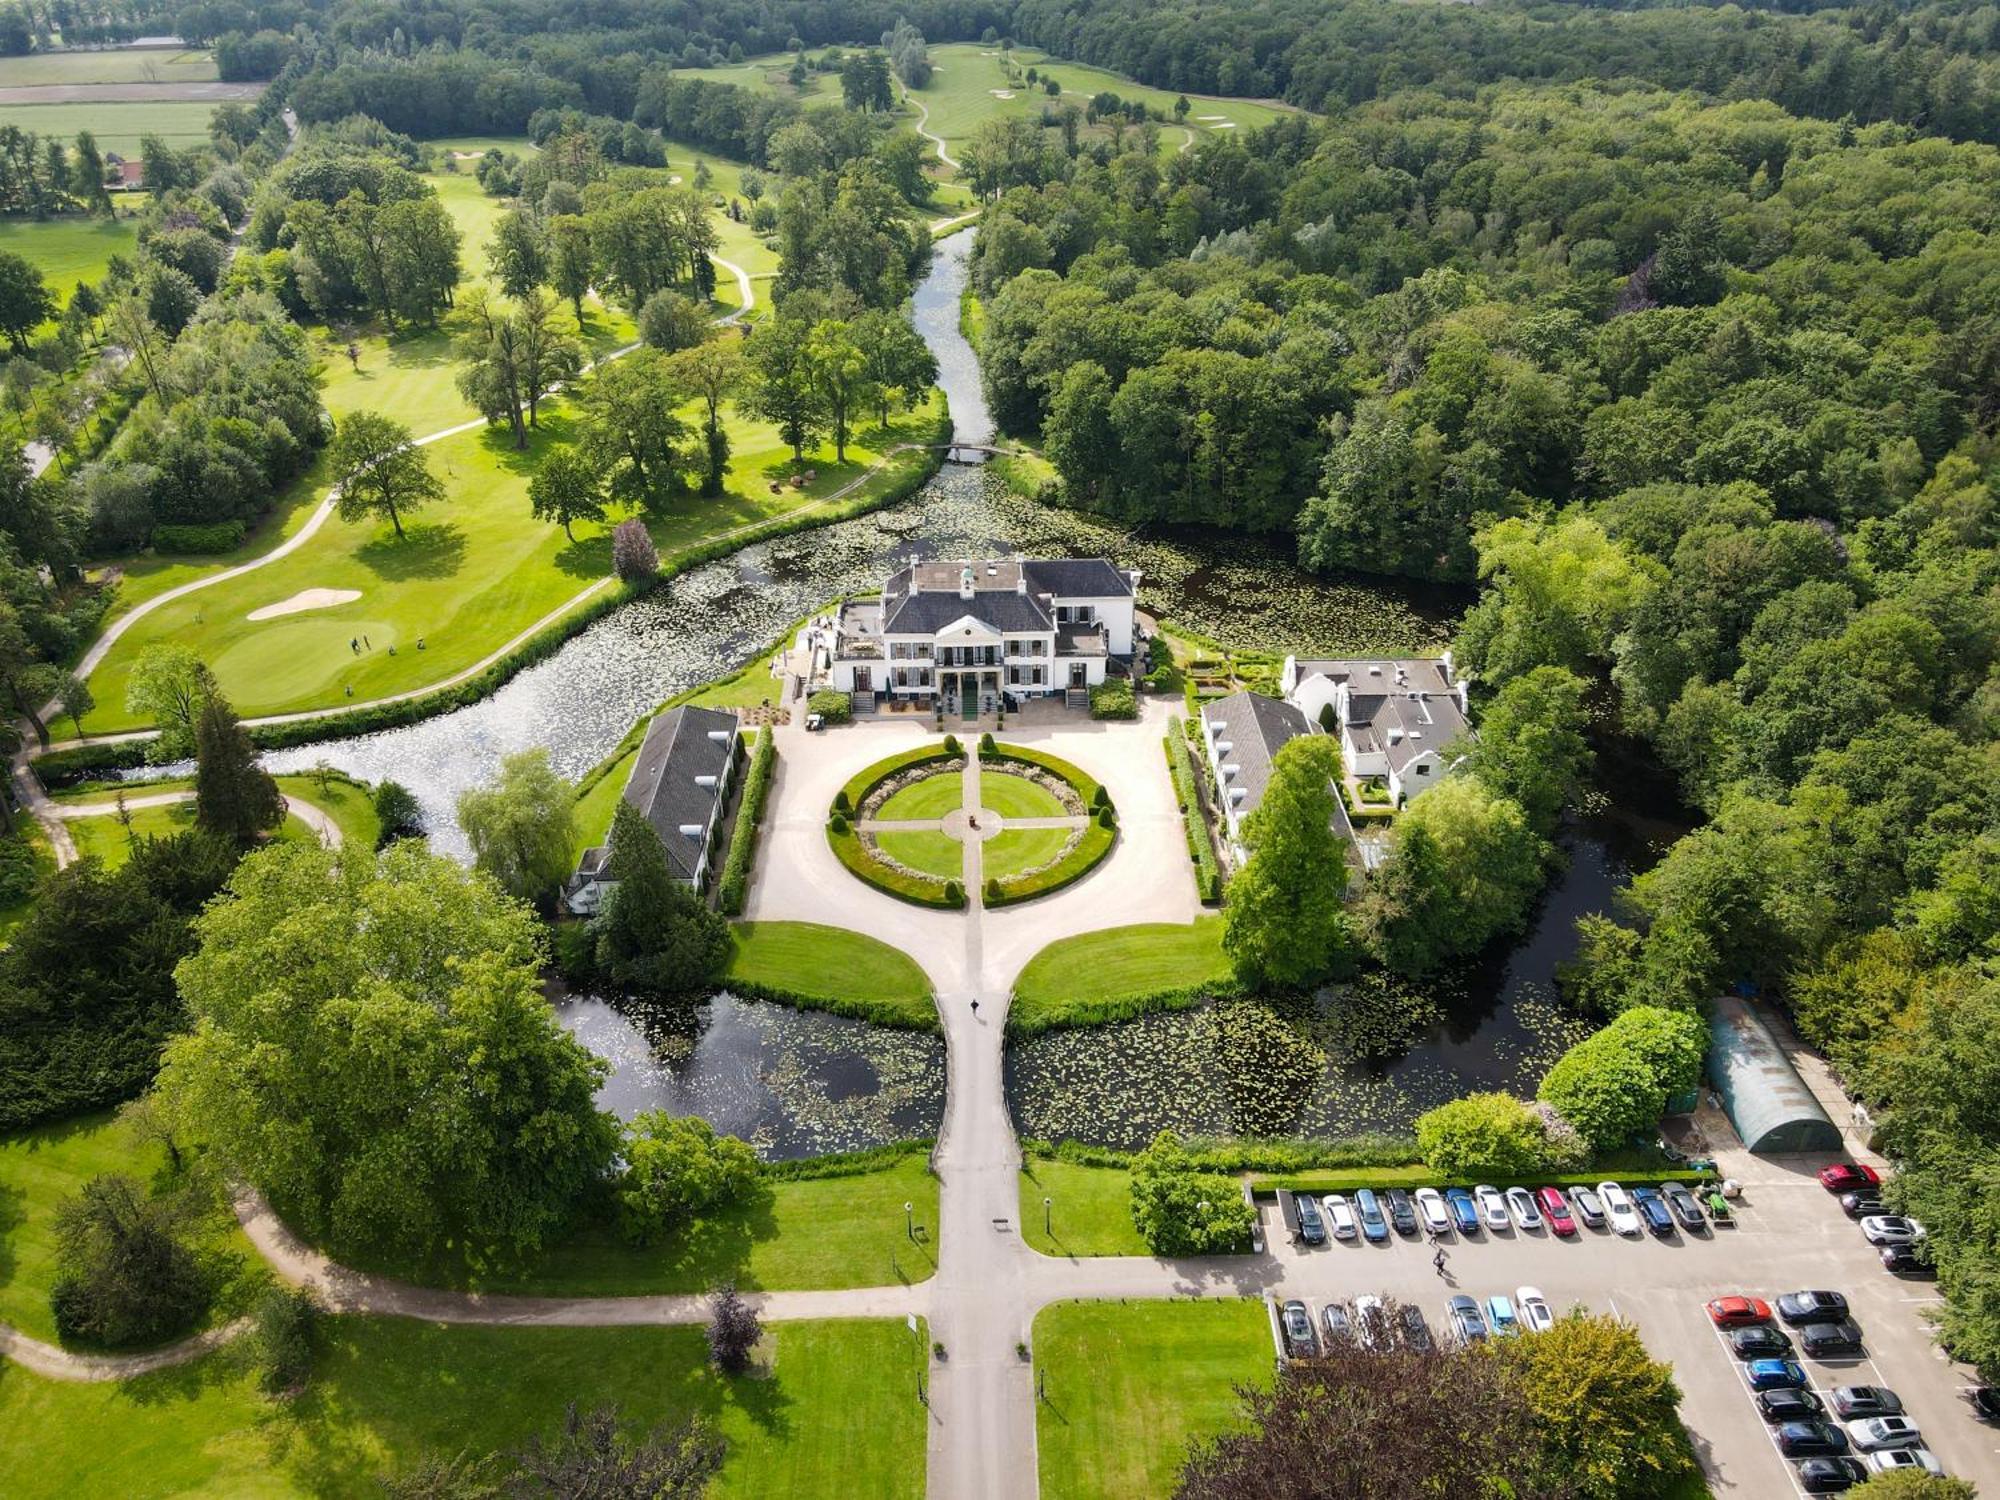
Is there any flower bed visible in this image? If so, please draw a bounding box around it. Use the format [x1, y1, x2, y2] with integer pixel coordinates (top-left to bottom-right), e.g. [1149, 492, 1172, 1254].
[838, 741, 961, 812]
[828, 821, 965, 907]
[985, 741, 1103, 807]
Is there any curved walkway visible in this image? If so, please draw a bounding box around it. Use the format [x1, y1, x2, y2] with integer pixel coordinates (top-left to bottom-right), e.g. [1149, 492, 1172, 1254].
[903, 85, 961, 171]
[41, 786, 344, 870]
[0, 1317, 253, 1382]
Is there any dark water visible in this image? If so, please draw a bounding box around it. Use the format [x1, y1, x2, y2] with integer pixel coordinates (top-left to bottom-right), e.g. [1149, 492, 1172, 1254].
[556, 989, 945, 1160]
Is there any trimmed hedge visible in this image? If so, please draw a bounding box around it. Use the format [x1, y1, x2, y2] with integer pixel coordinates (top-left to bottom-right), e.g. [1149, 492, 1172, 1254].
[1252, 1164, 1721, 1197]
[1088, 679, 1136, 719]
[153, 520, 246, 554]
[1026, 1136, 1422, 1175]
[723, 974, 940, 1031]
[1006, 979, 1240, 1036]
[987, 817, 1114, 905]
[806, 688, 851, 724]
[839, 741, 959, 810]
[828, 821, 963, 907]
[716, 727, 776, 916]
[1164, 718, 1222, 904]
[986, 740, 1101, 805]
[762, 1139, 936, 1182]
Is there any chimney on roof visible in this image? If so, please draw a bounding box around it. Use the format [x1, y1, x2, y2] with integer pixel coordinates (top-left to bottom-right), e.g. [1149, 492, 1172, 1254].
[959, 562, 975, 600]
[695, 774, 718, 789]
[1016, 570, 1027, 594]
[705, 729, 731, 744]
[678, 824, 704, 839]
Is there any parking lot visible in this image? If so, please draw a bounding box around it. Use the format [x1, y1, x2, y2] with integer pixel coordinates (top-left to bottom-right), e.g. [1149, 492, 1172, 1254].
[1251, 1171, 2000, 1492]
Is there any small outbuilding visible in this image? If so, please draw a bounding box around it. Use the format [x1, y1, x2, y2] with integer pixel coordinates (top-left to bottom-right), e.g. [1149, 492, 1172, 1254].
[1707, 994, 1841, 1155]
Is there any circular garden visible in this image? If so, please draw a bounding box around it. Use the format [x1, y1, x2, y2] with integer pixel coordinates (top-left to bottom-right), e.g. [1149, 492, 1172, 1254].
[826, 735, 1118, 907]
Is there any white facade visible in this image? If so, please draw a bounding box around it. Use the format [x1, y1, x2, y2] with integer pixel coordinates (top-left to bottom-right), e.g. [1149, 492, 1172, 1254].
[1281, 654, 1471, 806]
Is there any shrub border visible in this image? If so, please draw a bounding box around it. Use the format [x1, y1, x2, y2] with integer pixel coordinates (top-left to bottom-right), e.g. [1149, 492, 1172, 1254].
[981, 741, 1114, 905]
[829, 820, 964, 908]
[723, 973, 940, 1032]
[1163, 716, 1222, 904]
[716, 726, 776, 916]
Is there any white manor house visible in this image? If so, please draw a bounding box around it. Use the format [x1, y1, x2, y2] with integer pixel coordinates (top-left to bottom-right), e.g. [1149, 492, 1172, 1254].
[820, 556, 1141, 714]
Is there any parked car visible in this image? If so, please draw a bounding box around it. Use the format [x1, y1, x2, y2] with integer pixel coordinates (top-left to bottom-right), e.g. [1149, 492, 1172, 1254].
[1879, 1245, 1933, 1276]
[1868, 1449, 1943, 1476]
[1354, 1188, 1390, 1244]
[1819, 1164, 1883, 1193]
[1474, 1184, 1510, 1231]
[1384, 1188, 1419, 1238]
[1323, 1194, 1358, 1241]
[1353, 1294, 1387, 1350]
[1321, 1302, 1352, 1346]
[1779, 1291, 1851, 1324]
[1536, 1187, 1577, 1237]
[1444, 1187, 1481, 1237]
[1757, 1388, 1825, 1423]
[1631, 1186, 1677, 1238]
[1281, 1299, 1317, 1358]
[1800, 1320, 1866, 1358]
[1860, 1214, 1926, 1246]
[1840, 1191, 1885, 1219]
[1415, 1187, 1453, 1237]
[1505, 1186, 1544, 1232]
[1972, 1386, 2000, 1423]
[1748, 1358, 1810, 1391]
[1516, 1287, 1554, 1333]
[1830, 1388, 1903, 1420]
[1662, 1181, 1707, 1231]
[1778, 1421, 1851, 1456]
[1568, 1184, 1607, 1229]
[1797, 1456, 1869, 1492]
[1294, 1192, 1327, 1246]
[1733, 1325, 1795, 1359]
[1445, 1294, 1486, 1345]
[1599, 1181, 1643, 1237]
[1397, 1304, 1434, 1353]
[1707, 1296, 1774, 1328]
[1485, 1294, 1519, 1337]
[1847, 1417, 1923, 1452]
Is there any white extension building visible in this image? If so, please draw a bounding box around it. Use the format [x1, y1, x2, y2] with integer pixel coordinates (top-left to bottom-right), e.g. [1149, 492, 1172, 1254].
[824, 556, 1140, 715]
[1281, 654, 1472, 805]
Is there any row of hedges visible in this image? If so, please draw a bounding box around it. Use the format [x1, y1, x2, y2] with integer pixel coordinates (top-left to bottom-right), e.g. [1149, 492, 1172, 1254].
[722, 973, 940, 1031]
[1026, 1136, 1422, 1174]
[827, 822, 965, 907]
[1252, 1163, 1721, 1197]
[986, 740, 1101, 805]
[716, 726, 776, 917]
[986, 817, 1115, 906]
[1004, 977, 1241, 1036]
[1163, 718, 1222, 904]
[44, 416, 953, 774]
[761, 1139, 937, 1182]
[837, 740, 959, 811]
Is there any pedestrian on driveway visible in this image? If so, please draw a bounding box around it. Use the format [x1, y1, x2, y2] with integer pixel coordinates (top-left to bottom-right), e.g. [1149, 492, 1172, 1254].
[1432, 1249, 1447, 1277]
[970, 999, 980, 1017]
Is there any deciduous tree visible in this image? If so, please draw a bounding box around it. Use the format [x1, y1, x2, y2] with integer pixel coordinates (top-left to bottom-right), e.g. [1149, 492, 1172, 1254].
[456, 748, 578, 908]
[328, 410, 445, 540]
[528, 446, 607, 542]
[617, 1113, 759, 1247]
[123, 643, 213, 760]
[591, 799, 731, 995]
[1223, 736, 1353, 988]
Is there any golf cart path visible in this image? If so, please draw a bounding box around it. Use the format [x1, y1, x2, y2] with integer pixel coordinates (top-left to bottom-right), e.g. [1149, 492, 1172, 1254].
[0, 1318, 254, 1382]
[903, 85, 961, 171]
[44, 788, 343, 869]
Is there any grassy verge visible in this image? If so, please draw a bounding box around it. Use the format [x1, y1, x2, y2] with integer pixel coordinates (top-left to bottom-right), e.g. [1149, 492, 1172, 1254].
[828, 823, 961, 907]
[987, 819, 1113, 906]
[839, 741, 959, 811]
[0, 1315, 930, 1499]
[66, 804, 316, 869]
[1034, 1298, 1272, 1500]
[1019, 1159, 1148, 1258]
[1008, 919, 1234, 1034]
[724, 920, 937, 1030]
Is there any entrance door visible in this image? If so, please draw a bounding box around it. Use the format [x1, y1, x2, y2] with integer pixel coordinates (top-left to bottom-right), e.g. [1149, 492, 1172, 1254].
[960, 677, 979, 717]
[853, 667, 872, 693]
[1069, 663, 1087, 688]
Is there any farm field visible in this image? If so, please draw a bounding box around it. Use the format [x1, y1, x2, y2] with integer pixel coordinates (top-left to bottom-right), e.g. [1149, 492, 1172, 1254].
[0, 99, 217, 154]
[0, 48, 218, 87]
[0, 213, 140, 305]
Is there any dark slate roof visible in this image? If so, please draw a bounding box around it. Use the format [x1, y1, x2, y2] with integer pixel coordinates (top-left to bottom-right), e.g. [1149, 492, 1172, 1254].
[1022, 558, 1136, 598]
[1201, 690, 1311, 824]
[623, 704, 736, 881]
[883, 588, 1053, 635]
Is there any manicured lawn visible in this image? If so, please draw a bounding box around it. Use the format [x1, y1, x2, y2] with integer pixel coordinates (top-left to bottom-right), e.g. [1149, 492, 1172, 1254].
[66, 803, 316, 868]
[976, 768, 1065, 819]
[0, 99, 217, 154]
[982, 826, 1071, 879]
[388, 1152, 941, 1297]
[0, 1315, 930, 1499]
[0, 49, 217, 85]
[0, 213, 139, 305]
[0, 1112, 263, 1345]
[726, 921, 935, 1027]
[875, 770, 963, 820]
[1010, 919, 1232, 1030]
[571, 749, 636, 858]
[275, 774, 382, 850]
[1019, 1159, 1147, 1258]
[874, 829, 965, 880]
[1034, 1298, 1272, 1500]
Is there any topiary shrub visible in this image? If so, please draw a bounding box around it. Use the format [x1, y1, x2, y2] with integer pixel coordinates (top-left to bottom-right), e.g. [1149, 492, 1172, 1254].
[985, 877, 1002, 902]
[807, 689, 852, 724]
[942, 733, 960, 755]
[1089, 679, 1137, 719]
[1097, 805, 1116, 829]
[833, 788, 852, 814]
[829, 811, 849, 833]
[944, 879, 964, 908]
[979, 732, 996, 753]
[1091, 784, 1110, 810]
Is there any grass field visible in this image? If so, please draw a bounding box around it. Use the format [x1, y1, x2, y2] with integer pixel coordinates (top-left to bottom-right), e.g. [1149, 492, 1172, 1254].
[0, 1112, 264, 1346]
[1010, 919, 1231, 1030]
[1034, 1298, 1272, 1500]
[670, 57, 836, 103]
[874, 829, 965, 880]
[0, 213, 140, 305]
[982, 826, 1071, 879]
[1019, 1159, 1147, 1258]
[0, 49, 217, 87]
[369, 1150, 940, 1297]
[0, 820, 53, 945]
[875, 771, 964, 820]
[0, 99, 217, 154]
[56, 774, 381, 852]
[977, 769, 1065, 819]
[66, 803, 315, 867]
[726, 921, 935, 1023]
[0, 1315, 930, 1499]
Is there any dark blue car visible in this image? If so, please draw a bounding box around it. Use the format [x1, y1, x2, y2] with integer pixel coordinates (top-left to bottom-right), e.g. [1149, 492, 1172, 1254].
[1354, 1188, 1390, 1244]
[1748, 1359, 1809, 1391]
[1444, 1187, 1481, 1236]
[1632, 1186, 1677, 1238]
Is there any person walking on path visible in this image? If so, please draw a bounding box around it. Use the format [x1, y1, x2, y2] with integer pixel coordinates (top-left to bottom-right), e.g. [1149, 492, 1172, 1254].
[350, 637, 358, 654]
[970, 999, 980, 1017]
[1432, 1249, 1447, 1277]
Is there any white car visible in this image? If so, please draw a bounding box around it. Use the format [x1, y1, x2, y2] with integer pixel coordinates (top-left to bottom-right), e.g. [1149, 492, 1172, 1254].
[1860, 1215, 1927, 1246]
[1516, 1287, 1555, 1333]
[1869, 1448, 1944, 1476]
[1505, 1186, 1544, 1232]
[1599, 1181, 1643, 1237]
[1322, 1194, 1358, 1241]
[1414, 1187, 1452, 1237]
[1847, 1416, 1924, 1451]
[1353, 1294, 1386, 1350]
[1474, 1185, 1510, 1231]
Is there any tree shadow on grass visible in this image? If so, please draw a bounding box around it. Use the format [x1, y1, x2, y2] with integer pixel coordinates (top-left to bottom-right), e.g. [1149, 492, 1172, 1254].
[358, 521, 468, 582]
[553, 531, 613, 581]
[0, 1177, 22, 1303]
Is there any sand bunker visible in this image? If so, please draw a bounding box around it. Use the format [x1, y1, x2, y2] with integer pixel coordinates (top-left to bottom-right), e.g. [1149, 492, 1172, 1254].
[990, 89, 1015, 99]
[1197, 114, 1227, 121]
[247, 588, 361, 621]
[1209, 121, 1237, 129]
[668, 173, 683, 184]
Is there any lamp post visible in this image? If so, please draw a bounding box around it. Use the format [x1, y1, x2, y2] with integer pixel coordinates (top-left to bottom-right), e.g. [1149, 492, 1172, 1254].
[1043, 1195, 1052, 1238]
[905, 1200, 914, 1241]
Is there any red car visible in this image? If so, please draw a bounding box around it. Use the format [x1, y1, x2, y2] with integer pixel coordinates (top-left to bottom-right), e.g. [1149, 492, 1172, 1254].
[1707, 1296, 1775, 1328]
[1536, 1187, 1577, 1237]
[1818, 1164, 1882, 1193]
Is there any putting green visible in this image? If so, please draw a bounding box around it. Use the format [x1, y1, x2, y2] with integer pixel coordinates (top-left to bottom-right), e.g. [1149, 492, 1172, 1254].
[875, 770, 965, 820]
[977, 768, 1066, 819]
[873, 829, 965, 880]
[983, 826, 1073, 879]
